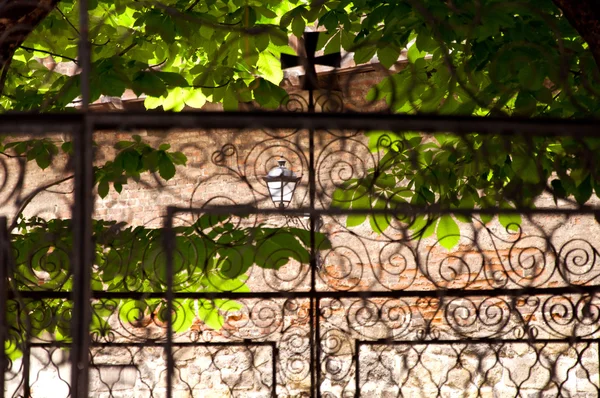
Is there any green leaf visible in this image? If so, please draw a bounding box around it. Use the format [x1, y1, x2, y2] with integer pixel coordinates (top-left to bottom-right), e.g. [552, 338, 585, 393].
[223, 89, 239, 111]
[257, 52, 284, 85]
[214, 299, 243, 313]
[437, 215, 460, 250]
[119, 300, 147, 325]
[198, 301, 224, 330]
[421, 217, 438, 239]
[254, 230, 310, 269]
[35, 148, 51, 169]
[575, 175, 593, 205]
[142, 150, 159, 171]
[200, 25, 213, 39]
[480, 213, 494, 225]
[514, 91, 537, 116]
[98, 179, 109, 198]
[114, 141, 133, 150]
[173, 300, 195, 333]
[155, 72, 189, 87]
[499, 213, 521, 232]
[169, 152, 188, 165]
[163, 87, 186, 111]
[183, 89, 206, 108]
[144, 96, 164, 110]
[534, 86, 553, 105]
[354, 45, 377, 64]
[120, 150, 140, 173]
[255, 33, 270, 52]
[511, 155, 540, 183]
[407, 44, 426, 63]
[253, 78, 287, 109]
[132, 72, 168, 97]
[11, 141, 28, 155]
[158, 153, 176, 180]
[377, 45, 400, 69]
[61, 142, 73, 154]
[369, 212, 390, 234]
[290, 228, 332, 251]
[347, 214, 367, 227]
[369, 199, 391, 233]
[292, 16, 306, 38]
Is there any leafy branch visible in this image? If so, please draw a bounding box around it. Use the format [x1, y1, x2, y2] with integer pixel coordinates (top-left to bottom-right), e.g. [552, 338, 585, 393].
[1, 134, 188, 229]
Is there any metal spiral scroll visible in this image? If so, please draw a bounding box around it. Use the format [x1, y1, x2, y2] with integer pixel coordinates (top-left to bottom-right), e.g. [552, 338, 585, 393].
[4, 129, 600, 397]
[108, 130, 600, 397]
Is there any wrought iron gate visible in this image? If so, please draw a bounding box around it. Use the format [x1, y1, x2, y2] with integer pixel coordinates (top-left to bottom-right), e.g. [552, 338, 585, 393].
[2, 1, 600, 397]
[1, 110, 600, 397]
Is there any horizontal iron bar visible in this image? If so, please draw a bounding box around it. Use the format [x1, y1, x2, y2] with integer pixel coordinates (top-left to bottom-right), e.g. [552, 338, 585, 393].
[8, 285, 600, 300]
[1, 111, 600, 136]
[357, 337, 599, 346]
[29, 341, 275, 348]
[24, 338, 596, 348]
[170, 204, 600, 217]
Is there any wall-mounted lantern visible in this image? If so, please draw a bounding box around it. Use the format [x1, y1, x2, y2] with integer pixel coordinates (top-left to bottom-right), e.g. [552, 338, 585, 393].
[263, 158, 301, 209]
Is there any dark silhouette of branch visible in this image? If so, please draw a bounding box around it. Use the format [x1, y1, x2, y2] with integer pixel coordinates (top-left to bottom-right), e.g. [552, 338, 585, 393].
[148, 58, 167, 69]
[10, 174, 74, 231]
[0, 151, 25, 159]
[552, 0, 600, 72]
[0, 56, 12, 97]
[91, 39, 110, 47]
[0, 0, 61, 94]
[56, 6, 79, 35]
[20, 46, 79, 64]
[186, 0, 201, 12]
[118, 41, 139, 56]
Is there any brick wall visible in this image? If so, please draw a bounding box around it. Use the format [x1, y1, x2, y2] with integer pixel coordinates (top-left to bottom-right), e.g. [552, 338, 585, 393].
[4, 65, 600, 397]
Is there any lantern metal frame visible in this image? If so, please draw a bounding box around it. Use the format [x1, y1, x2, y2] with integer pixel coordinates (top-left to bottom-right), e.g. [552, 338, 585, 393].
[262, 159, 302, 209]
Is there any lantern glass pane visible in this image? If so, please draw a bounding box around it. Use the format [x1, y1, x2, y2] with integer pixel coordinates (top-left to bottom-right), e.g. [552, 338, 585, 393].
[281, 181, 296, 203]
[267, 180, 296, 205]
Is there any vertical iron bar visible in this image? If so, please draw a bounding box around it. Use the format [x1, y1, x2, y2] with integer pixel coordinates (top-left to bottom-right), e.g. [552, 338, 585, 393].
[307, 87, 318, 398]
[315, 296, 321, 398]
[164, 209, 175, 398]
[70, 0, 92, 396]
[354, 341, 360, 398]
[0, 217, 7, 398]
[271, 343, 277, 398]
[78, 0, 91, 109]
[22, 344, 30, 398]
[70, 122, 94, 398]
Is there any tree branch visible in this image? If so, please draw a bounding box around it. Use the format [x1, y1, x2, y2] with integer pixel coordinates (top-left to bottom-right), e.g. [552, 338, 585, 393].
[0, 55, 12, 97]
[186, 0, 201, 12]
[20, 45, 79, 64]
[0, 151, 25, 159]
[0, 0, 61, 96]
[56, 5, 79, 35]
[118, 41, 139, 56]
[10, 174, 74, 231]
[552, 0, 600, 72]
